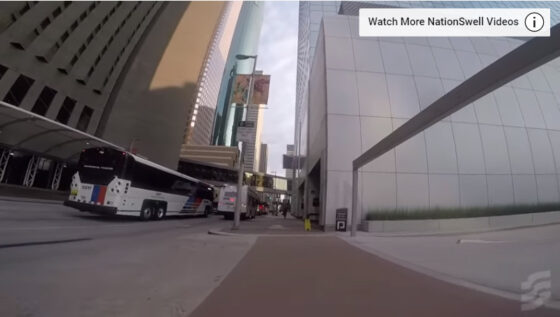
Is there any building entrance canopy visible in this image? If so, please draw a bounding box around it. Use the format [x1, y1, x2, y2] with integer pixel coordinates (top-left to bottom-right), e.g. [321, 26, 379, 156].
[0, 101, 123, 162]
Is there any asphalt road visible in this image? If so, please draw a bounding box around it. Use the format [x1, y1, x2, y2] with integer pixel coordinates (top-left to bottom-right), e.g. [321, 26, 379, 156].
[0, 199, 256, 317]
[2, 199, 558, 316]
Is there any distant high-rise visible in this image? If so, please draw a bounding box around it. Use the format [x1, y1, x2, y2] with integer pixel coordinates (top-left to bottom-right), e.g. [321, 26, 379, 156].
[284, 144, 295, 179]
[211, 1, 264, 147]
[186, 2, 243, 146]
[0, 1, 225, 168]
[259, 143, 268, 173]
[243, 94, 265, 172]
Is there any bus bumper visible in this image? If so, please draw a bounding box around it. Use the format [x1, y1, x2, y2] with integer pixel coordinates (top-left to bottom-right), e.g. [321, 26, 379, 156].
[64, 200, 118, 215]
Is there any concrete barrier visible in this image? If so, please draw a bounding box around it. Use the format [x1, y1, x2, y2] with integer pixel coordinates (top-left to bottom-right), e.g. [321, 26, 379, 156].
[361, 211, 560, 234]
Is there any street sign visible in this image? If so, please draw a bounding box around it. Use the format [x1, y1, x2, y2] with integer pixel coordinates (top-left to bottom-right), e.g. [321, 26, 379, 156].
[236, 121, 255, 143]
[238, 121, 255, 128]
[336, 208, 347, 232]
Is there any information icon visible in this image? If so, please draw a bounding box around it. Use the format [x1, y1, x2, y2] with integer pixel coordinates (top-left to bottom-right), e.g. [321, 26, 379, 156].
[525, 12, 544, 32]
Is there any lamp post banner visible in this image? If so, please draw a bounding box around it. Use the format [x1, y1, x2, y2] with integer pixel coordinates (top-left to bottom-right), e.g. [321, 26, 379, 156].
[251, 74, 271, 105]
[231, 75, 251, 104]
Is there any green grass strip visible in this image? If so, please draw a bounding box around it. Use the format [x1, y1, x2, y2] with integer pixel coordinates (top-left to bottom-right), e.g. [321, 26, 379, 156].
[366, 203, 560, 220]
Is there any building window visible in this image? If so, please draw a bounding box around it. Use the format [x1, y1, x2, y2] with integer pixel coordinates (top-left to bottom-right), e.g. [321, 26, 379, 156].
[55, 97, 76, 124]
[3, 75, 34, 106]
[0, 65, 7, 79]
[76, 106, 93, 131]
[31, 87, 57, 116]
[53, 7, 62, 18]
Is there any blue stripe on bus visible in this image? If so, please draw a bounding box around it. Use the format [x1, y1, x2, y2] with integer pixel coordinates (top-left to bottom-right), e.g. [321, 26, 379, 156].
[91, 185, 100, 202]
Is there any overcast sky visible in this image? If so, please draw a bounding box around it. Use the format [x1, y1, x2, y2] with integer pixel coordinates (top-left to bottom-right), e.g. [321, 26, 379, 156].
[255, 1, 298, 177]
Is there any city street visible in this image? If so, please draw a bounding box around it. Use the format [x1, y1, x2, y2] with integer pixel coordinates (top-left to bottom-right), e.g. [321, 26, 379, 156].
[0, 199, 256, 317]
[1, 199, 559, 316]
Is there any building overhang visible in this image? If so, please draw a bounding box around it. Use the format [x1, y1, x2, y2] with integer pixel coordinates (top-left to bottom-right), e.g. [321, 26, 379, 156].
[0, 101, 124, 162]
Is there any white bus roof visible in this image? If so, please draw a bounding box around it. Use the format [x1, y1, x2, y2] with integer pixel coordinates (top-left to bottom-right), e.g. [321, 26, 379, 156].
[128, 152, 204, 185]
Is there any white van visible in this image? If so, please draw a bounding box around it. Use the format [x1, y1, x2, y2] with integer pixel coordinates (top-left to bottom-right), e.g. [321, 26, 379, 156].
[217, 185, 257, 220]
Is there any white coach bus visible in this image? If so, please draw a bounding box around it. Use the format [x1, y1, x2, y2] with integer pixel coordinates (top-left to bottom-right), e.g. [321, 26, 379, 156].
[64, 147, 214, 220]
[217, 184, 258, 220]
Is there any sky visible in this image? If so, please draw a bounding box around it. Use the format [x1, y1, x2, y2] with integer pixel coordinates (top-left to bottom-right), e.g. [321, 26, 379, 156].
[255, 1, 298, 177]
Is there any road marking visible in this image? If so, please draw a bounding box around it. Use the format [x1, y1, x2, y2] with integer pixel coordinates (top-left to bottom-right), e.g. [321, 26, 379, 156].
[457, 239, 510, 244]
[0, 223, 150, 231]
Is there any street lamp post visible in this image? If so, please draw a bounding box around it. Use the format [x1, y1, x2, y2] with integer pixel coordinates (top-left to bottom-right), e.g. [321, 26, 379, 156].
[232, 54, 258, 230]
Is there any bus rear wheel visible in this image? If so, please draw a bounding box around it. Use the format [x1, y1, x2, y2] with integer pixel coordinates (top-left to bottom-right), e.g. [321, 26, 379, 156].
[155, 206, 166, 220]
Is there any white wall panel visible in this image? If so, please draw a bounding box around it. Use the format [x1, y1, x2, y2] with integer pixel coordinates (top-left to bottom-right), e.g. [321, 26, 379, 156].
[397, 173, 429, 209]
[414, 76, 444, 111]
[394, 119, 427, 173]
[406, 44, 439, 77]
[514, 88, 546, 129]
[535, 91, 560, 130]
[449, 38, 475, 52]
[459, 175, 488, 207]
[352, 39, 384, 73]
[356, 72, 390, 117]
[360, 117, 395, 172]
[425, 122, 458, 174]
[474, 93, 502, 125]
[549, 131, 560, 173]
[386, 74, 420, 118]
[379, 41, 412, 75]
[361, 172, 396, 211]
[325, 37, 355, 70]
[471, 38, 497, 56]
[512, 174, 538, 204]
[431, 47, 463, 80]
[327, 114, 360, 171]
[526, 68, 551, 92]
[527, 129, 556, 174]
[428, 37, 452, 49]
[429, 174, 460, 208]
[323, 15, 350, 37]
[456, 50, 482, 79]
[479, 124, 510, 174]
[494, 86, 525, 127]
[326, 69, 359, 115]
[487, 175, 515, 206]
[535, 174, 560, 203]
[453, 123, 486, 174]
[504, 127, 535, 174]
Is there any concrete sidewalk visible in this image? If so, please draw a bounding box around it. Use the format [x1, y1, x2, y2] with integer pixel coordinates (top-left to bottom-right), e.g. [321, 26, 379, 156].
[344, 224, 560, 308]
[190, 236, 556, 317]
[211, 214, 323, 235]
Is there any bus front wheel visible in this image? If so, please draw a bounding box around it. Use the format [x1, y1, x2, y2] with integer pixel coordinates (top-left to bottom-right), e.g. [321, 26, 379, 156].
[140, 206, 153, 221]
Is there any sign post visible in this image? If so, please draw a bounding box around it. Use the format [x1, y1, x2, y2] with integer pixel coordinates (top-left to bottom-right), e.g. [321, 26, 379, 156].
[336, 208, 348, 232]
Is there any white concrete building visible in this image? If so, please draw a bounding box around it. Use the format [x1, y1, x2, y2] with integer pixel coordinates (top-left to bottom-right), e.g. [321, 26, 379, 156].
[299, 10, 560, 229]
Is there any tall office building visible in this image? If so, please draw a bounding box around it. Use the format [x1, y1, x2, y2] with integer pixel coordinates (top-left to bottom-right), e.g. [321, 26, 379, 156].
[211, 1, 264, 147]
[259, 143, 268, 173]
[242, 98, 265, 172]
[0, 1, 225, 169]
[284, 144, 295, 179]
[186, 2, 243, 146]
[295, 1, 560, 228]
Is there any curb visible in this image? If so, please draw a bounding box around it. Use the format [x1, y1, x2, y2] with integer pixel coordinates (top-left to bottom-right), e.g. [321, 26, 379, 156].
[356, 221, 560, 238]
[207, 228, 336, 238]
[0, 196, 64, 205]
[341, 237, 560, 310]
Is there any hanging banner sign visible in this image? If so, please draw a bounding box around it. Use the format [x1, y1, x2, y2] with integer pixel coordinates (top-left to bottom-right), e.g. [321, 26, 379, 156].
[251, 74, 271, 105]
[231, 75, 251, 104]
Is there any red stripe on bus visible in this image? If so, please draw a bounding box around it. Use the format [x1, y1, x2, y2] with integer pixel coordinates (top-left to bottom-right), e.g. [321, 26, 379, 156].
[97, 186, 107, 204]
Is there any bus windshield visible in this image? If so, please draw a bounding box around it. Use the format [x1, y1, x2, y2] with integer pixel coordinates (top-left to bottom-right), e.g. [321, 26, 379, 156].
[78, 148, 127, 185]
